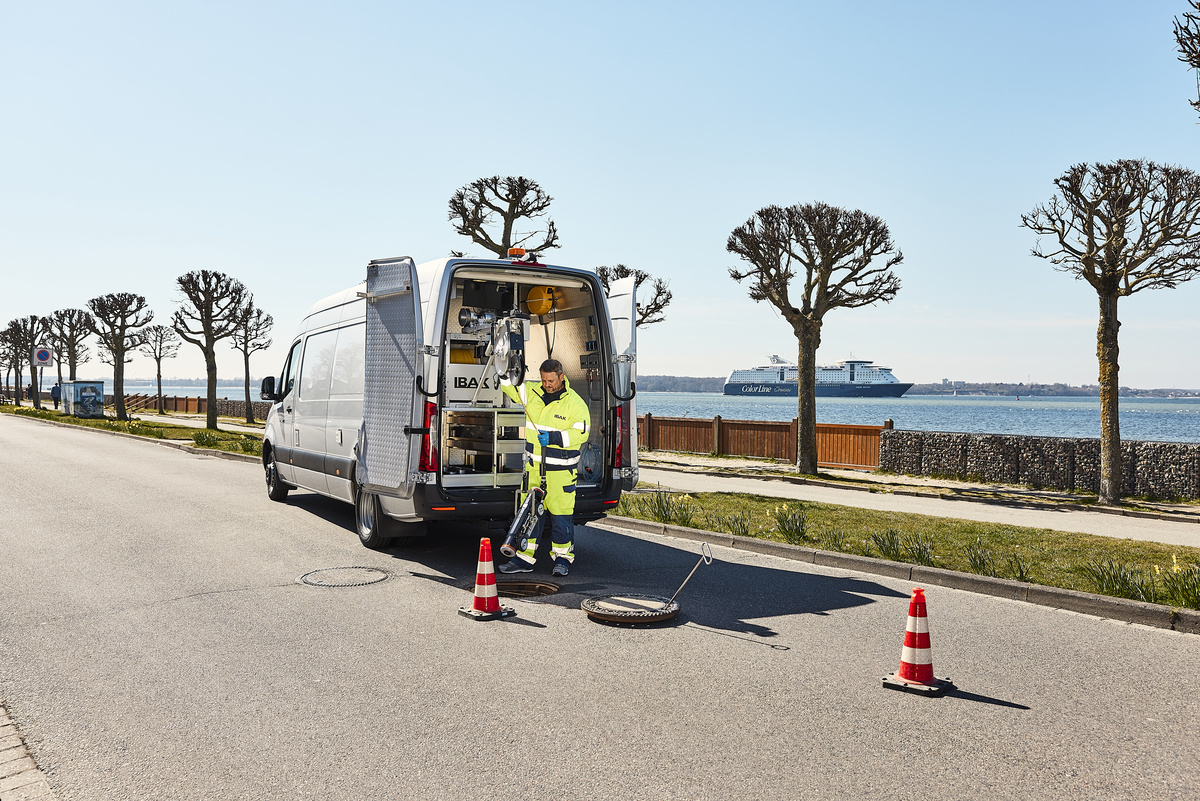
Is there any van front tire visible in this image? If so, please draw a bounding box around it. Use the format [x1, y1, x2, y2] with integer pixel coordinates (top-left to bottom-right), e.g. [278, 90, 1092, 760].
[265, 448, 291, 502]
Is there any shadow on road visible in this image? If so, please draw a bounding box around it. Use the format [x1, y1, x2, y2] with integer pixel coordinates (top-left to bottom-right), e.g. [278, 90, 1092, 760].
[336, 514, 913, 643]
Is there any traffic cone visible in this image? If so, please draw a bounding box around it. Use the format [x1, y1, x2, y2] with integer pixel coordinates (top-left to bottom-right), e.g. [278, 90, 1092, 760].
[459, 537, 515, 621]
[882, 587, 953, 696]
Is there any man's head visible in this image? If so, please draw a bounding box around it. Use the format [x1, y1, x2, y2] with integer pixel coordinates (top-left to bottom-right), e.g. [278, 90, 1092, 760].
[539, 358, 564, 393]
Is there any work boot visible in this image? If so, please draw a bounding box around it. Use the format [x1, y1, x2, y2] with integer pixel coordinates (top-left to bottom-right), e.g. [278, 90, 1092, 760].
[499, 559, 533, 574]
[552, 559, 569, 577]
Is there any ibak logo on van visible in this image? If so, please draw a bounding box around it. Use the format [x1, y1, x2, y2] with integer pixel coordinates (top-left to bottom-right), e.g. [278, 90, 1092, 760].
[453, 375, 492, 389]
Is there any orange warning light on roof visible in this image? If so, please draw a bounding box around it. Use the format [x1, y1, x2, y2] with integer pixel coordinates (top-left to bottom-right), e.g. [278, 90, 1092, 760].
[508, 247, 527, 258]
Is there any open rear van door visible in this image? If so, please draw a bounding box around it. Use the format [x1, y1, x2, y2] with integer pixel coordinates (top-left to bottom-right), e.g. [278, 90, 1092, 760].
[359, 257, 424, 499]
[606, 275, 638, 490]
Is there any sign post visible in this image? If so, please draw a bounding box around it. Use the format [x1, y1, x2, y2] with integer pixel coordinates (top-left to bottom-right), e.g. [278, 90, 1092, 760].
[33, 346, 54, 407]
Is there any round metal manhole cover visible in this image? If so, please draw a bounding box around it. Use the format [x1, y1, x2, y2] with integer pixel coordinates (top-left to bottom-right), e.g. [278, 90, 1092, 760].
[462, 580, 560, 598]
[581, 593, 680, 623]
[299, 567, 391, 587]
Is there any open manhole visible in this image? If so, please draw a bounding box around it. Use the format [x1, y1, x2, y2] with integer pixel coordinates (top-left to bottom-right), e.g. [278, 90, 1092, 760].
[299, 567, 391, 587]
[462, 579, 560, 598]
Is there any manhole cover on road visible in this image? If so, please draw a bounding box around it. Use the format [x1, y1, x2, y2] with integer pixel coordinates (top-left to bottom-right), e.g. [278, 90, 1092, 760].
[582, 593, 680, 623]
[299, 567, 391, 587]
[462, 580, 560, 598]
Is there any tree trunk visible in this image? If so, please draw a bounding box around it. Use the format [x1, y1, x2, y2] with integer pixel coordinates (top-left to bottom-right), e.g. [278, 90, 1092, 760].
[243, 349, 254, 425]
[156, 360, 165, 415]
[68, 351, 78, 381]
[113, 347, 128, 421]
[27, 359, 41, 410]
[12, 363, 22, 407]
[794, 322, 822, 475]
[1096, 290, 1122, 505]
[205, 347, 219, 429]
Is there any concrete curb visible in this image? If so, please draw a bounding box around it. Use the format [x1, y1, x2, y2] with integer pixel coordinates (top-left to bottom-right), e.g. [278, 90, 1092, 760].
[602, 514, 1200, 635]
[0, 702, 58, 800]
[3, 413, 261, 464]
[641, 460, 1200, 524]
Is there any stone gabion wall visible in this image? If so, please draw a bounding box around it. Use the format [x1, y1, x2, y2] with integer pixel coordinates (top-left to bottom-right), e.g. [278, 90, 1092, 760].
[106, 395, 272, 421]
[213, 398, 272, 420]
[880, 430, 1200, 499]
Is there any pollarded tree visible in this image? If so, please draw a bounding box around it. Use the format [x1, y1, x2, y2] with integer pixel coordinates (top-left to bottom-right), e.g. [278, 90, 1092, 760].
[448, 176, 560, 258]
[172, 270, 249, 430]
[1175, 2, 1200, 114]
[1021, 159, 1200, 505]
[1, 321, 25, 405]
[596, 264, 673, 327]
[230, 300, 273, 424]
[87, 293, 153, 421]
[46, 308, 94, 383]
[139, 325, 180, 415]
[6, 316, 49, 410]
[728, 203, 902, 475]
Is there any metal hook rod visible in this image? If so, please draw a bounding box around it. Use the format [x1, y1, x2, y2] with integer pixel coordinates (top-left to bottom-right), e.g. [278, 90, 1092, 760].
[662, 542, 713, 609]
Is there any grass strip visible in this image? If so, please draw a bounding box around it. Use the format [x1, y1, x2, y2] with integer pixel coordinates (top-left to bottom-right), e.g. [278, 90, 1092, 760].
[616, 486, 1200, 609]
[1, 404, 263, 456]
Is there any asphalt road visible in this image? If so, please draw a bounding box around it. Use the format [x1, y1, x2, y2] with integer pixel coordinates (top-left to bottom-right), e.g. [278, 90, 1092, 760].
[3, 414, 1200, 800]
[641, 468, 1200, 548]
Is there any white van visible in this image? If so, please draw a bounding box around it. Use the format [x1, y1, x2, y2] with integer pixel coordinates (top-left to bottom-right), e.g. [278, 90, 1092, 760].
[259, 255, 638, 548]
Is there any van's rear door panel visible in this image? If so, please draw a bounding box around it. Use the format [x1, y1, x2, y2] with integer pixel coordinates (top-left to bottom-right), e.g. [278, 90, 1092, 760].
[606, 275, 638, 489]
[361, 257, 424, 499]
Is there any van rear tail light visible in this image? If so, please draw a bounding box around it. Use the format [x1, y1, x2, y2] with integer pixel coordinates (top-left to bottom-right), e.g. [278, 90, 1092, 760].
[419, 401, 439, 472]
[614, 403, 627, 470]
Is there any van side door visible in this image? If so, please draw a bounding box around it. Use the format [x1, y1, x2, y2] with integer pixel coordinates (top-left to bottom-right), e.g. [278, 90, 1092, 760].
[272, 340, 303, 483]
[605, 275, 638, 490]
[292, 328, 338, 494]
[360, 256, 424, 500]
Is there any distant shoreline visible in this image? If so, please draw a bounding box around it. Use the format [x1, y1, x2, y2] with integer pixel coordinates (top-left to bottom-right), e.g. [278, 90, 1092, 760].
[633, 375, 1200, 397]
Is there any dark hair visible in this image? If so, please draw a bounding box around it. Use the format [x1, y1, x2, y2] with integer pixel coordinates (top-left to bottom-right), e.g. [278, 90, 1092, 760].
[539, 358, 564, 375]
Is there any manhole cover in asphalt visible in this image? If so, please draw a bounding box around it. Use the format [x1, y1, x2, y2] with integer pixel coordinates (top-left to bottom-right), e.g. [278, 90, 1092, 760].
[462, 580, 560, 598]
[299, 567, 391, 587]
[581, 594, 680, 623]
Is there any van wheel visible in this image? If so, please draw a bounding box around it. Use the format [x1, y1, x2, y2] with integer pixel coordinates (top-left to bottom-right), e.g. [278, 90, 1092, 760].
[354, 486, 395, 549]
[265, 448, 290, 502]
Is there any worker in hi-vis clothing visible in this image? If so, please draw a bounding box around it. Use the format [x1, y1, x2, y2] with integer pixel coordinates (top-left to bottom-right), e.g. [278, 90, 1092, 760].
[498, 358, 590, 577]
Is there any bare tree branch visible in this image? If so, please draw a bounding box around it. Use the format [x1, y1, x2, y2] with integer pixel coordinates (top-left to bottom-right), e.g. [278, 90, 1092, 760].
[139, 325, 181, 414]
[87, 293, 153, 421]
[231, 299, 273, 424]
[596, 264, 674, 327]
[727, 202, 902, 474]
[1021, 159, 1200, 504]
[172, 270, 249, 429]
[448, 175, 561, 257]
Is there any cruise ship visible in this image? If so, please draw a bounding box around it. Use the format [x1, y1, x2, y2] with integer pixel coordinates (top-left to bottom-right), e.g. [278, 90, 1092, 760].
[723, 356, 913, 398]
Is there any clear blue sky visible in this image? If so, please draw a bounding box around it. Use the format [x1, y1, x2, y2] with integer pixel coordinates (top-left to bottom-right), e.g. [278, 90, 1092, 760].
[4, 1, 1199, 388]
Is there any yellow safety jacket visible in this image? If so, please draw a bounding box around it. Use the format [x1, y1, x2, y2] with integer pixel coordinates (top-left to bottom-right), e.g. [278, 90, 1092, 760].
[499, 374, 591, 515]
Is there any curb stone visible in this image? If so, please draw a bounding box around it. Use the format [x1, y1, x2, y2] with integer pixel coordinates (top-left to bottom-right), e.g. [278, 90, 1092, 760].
[0, 704, 57, 800]
[600, 514, 1200, 635]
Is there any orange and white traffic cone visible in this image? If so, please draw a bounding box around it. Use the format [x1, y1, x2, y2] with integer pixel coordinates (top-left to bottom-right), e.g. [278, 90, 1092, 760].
[882, 587, 953, 696]
[459, 537, 515, 621]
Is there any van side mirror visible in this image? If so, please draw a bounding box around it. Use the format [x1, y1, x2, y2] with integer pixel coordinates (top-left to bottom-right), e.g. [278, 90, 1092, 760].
[260, 376, 278, 401]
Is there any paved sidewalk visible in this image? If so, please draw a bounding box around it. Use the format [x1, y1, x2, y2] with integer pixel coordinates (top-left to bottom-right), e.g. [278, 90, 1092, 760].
[127, 411, 265, 435]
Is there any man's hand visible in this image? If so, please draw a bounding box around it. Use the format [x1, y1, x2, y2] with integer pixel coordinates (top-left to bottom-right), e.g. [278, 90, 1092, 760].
[537, 431, 550, 447]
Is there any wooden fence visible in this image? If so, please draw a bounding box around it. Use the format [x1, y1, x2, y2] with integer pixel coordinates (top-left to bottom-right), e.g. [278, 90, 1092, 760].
[637, 414, 891, 470]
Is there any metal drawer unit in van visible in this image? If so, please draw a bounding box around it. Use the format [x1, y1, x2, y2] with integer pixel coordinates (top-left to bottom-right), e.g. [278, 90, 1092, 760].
[441, 409, 526, 488]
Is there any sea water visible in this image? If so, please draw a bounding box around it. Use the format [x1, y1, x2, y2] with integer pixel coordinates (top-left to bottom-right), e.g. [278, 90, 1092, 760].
[637, 392, 1200, 444]
[96, 384, 1200, 443]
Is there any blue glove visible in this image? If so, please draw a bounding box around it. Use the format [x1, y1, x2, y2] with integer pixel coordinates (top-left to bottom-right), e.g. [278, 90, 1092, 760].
[537, 431, 550, 447]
